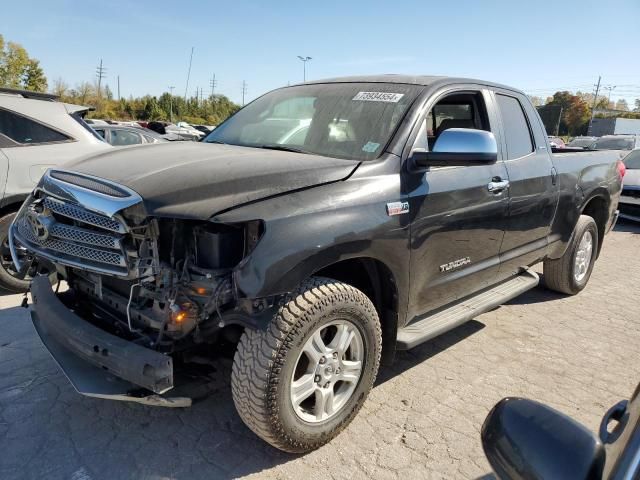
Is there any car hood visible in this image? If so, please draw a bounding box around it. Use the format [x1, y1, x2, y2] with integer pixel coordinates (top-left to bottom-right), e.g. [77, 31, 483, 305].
[64, 142, 360, 219]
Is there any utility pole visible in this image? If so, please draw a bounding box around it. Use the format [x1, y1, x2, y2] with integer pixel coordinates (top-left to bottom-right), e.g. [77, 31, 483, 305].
[604, 85, 616, 108]
[117, 75, 120, 101]
[587, 75, 601, 136]
[241, 81, 247, 106]
[184, 47, 194, 102]
[210, 74, 217, 98]
[168, 86, 175, 123]
[95, 59, 107, 98]
[297, 56, 312, 82]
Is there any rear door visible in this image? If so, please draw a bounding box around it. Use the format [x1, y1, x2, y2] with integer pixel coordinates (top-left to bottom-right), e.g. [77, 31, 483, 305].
[492, 91, 559, 277]
[404, 87, 510, 321]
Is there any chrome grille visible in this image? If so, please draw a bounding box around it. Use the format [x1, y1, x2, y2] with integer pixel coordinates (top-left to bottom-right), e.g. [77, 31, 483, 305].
[44, 197, 125, 233]
[13, 192, 131, 275]
[49, 223, 121, 249]
[17, 219, 125, 266]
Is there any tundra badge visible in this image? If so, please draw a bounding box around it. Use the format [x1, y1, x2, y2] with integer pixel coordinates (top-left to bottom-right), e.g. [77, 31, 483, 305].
[439, 257, 471, 273]
[386, 201, 409, 216]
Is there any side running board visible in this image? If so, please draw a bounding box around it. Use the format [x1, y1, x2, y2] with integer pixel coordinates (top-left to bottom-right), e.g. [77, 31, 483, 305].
[397, 270, 539, 350]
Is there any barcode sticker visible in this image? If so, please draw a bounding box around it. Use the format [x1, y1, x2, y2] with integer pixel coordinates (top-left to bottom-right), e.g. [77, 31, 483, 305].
[352, 92, 404, 103]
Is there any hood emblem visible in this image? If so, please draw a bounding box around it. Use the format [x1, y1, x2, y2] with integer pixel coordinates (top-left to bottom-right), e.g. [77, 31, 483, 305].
[386, 201, 409, 216]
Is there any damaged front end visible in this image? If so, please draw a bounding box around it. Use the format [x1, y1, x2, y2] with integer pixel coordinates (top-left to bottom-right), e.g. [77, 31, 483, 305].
[12, 169, 269, 405]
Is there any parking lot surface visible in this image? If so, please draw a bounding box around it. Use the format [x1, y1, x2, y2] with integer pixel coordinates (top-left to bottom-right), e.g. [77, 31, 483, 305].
[0, 221, 638, 480]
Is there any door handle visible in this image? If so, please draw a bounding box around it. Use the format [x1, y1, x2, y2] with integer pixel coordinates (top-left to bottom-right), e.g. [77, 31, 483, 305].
[487, 179, 509, 193]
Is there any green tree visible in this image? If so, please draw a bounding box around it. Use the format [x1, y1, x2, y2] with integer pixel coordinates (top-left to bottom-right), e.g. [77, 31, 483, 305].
[0, 34, 48, 91]
[634, 99, 640, 113]
[546, 91, 591, 136]
[615, 99, 629, 111]
[22, 59, 47, 92]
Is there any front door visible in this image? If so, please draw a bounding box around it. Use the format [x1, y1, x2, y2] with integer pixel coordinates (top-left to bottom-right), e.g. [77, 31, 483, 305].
[404, 88, 509, 323]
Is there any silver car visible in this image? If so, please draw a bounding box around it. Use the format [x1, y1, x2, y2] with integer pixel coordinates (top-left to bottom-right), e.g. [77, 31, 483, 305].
[619, 149, 640, 221]
[0, 88, 111, 291]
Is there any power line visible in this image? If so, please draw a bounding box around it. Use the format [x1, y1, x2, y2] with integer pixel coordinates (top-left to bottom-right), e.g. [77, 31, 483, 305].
[210, 74, 217, 97]
[95, 59, 107, 98]
[587, 75, 601, 136]
[184, 47, 194, 102]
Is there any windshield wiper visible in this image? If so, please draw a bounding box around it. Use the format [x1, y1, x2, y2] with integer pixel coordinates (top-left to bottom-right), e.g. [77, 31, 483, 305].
[207, 139, 226, 144]
[256, 144, 309, 154]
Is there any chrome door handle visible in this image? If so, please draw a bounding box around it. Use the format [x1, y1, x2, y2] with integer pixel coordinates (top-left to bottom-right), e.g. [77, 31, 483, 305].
[487, 180, 509, 193]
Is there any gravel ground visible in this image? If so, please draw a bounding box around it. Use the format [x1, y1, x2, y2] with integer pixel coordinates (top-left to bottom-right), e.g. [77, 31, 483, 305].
[0, 221, 638, 480]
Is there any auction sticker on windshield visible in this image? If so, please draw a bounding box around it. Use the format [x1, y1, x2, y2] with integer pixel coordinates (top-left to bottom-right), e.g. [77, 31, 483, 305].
[353, 91, 405, 103]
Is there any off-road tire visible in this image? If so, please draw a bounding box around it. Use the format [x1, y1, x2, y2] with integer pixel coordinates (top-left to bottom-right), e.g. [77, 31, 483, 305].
[231, 277, 382, 453]
[543, 215, 598, 295]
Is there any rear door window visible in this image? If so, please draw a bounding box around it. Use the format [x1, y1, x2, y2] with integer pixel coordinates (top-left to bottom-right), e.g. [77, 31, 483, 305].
[0, 108, 71, 145]
[624, 150, 640, 169]
[496, 94, 534, 159]
[110, 129, 143, 146]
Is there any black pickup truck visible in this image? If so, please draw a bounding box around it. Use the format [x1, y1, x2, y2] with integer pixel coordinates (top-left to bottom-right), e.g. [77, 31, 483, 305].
[10, 75, 623, 453]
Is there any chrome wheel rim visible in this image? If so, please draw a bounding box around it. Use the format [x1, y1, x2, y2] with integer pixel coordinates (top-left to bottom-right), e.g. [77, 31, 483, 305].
[290, 320, 364, 423]
[574, 230, 593, 282]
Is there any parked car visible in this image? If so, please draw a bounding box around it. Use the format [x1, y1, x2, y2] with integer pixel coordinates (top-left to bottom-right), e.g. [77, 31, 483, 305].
[566, 136, 597, 149]
[548, 135, 565, 148]
[0, 87, 110, 291]
[619, 148, 640, 221]
[92, 125, 169, 147]
[12, 75, 623, 453]
[482, 383, 640, 480]
[147, 121, 200, 141]
[192, 124, 216, 135]
[589, 135, 640, 152]
[175, 121, 206, 139]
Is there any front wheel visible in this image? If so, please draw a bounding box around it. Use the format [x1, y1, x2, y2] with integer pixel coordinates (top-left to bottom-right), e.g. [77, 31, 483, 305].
[231, 277, 381, 453]
[543, 215, 599, 295]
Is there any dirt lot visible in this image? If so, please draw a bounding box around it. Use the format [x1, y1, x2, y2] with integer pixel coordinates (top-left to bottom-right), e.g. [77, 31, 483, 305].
[0, 221, 638, 480]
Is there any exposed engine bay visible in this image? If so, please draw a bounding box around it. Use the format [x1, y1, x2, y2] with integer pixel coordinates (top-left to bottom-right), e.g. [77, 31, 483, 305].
[64, 218, 263, 353]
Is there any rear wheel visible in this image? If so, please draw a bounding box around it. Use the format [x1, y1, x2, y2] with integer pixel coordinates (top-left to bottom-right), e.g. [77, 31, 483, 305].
[231, 277, 381, 453]
[543, 215, 598, 295]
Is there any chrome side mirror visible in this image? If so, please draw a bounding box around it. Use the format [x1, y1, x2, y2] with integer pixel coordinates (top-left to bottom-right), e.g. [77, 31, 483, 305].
[411, 128, 498, 167]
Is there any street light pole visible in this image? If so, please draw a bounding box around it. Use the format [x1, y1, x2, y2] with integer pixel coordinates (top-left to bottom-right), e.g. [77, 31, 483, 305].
[297, 56, 312, 82]
[168, 86, 175, 123]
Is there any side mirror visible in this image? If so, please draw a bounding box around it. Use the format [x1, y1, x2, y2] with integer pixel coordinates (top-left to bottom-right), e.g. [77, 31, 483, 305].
[481, 398, 605, 480]
[411, 128, 498, 167]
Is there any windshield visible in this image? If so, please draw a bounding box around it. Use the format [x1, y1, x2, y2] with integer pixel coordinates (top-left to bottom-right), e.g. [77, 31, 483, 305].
[623, 150, 640, 169]
[204, 83, 423, 160]
[590, 137, 634, 150]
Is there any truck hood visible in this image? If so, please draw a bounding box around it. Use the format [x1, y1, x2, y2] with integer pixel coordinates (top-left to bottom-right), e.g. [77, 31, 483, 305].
[65, 142, 360, 219]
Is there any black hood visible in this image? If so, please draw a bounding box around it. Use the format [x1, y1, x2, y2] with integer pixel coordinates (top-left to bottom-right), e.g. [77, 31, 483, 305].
[65, 142, 360, 219]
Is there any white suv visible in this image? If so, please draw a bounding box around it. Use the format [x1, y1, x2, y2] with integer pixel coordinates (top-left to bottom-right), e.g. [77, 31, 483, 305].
[0, 88, 111, 291]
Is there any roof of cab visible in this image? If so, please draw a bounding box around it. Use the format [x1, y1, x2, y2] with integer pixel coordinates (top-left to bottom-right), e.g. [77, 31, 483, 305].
[296, 74, 522, 94]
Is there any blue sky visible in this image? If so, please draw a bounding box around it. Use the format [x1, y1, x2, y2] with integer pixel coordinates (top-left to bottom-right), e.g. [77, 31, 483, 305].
[2, 0, 639, 106]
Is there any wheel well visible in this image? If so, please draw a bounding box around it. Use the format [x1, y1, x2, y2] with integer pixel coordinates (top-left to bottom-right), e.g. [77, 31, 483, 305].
[0, 201, 22, 219]
[315, 258, 399, 365]
[581, 196, 608, 256]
